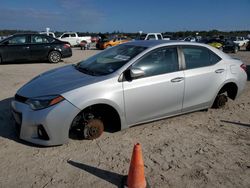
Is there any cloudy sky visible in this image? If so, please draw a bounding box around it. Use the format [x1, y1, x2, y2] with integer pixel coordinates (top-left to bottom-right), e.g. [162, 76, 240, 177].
[0, 0, 249, 32]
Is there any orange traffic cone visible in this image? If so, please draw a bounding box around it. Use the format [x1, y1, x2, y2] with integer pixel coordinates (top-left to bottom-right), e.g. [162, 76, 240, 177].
[122, 143, 149, 188]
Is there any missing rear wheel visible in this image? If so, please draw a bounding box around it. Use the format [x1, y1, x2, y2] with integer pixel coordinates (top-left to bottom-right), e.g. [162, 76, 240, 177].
[213, 94, 228, 108]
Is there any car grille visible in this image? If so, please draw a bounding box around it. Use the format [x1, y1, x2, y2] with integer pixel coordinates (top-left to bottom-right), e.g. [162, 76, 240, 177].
[15, 94, 28, 103]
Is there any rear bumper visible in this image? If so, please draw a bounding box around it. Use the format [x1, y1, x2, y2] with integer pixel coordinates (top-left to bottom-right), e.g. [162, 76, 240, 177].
[11, 99, 80, 146]
[236, 72, 247, 98]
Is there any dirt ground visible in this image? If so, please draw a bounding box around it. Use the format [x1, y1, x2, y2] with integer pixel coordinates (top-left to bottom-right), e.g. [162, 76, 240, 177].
[0, 48, 249, 188]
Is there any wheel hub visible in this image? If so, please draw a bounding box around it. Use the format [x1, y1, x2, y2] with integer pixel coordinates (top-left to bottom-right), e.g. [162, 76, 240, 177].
[217, 94, 228, 107]
[83, 119, 104, 140]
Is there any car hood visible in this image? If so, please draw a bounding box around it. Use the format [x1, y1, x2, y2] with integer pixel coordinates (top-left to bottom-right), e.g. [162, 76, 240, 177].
[17, 65, 100, 98]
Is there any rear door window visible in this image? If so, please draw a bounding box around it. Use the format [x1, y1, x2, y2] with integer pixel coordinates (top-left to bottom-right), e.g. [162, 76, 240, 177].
[31, 35, 52, 44]
[182, 46, 221, 69]
[8, 36, 27, 44]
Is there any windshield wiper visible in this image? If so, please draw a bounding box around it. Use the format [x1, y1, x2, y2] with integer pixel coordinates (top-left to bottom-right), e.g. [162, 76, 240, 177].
[74, 65, 101, 76]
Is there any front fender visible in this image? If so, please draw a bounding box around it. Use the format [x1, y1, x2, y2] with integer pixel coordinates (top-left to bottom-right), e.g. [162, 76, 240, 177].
[79, 99, 127, 130]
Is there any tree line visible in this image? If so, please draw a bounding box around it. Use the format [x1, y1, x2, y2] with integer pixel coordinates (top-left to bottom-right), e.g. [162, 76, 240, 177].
[0, 29, 249, 39]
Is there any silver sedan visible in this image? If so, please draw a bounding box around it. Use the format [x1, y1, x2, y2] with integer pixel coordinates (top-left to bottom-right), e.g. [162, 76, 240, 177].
[11, 40, 247, 146]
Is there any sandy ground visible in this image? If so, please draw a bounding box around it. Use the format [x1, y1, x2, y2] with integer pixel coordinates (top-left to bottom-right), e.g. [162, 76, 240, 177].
[0, 48, 249, 188]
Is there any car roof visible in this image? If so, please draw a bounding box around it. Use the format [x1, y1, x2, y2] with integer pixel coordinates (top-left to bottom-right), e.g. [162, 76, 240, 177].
[0, 33, 61, 44]
[122, 40, 232, 60]
[123, 40, 204, 48]
[10, 33, 57, 39]
[12, 33, 38, 36]
[12, 33, 56, 37]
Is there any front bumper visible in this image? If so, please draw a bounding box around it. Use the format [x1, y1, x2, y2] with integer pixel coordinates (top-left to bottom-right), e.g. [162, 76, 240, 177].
[62, 48, 72, 58]
[11, 98, 80, 146]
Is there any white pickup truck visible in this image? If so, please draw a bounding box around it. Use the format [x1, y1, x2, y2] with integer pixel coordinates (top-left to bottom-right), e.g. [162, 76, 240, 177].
[137, 33, 164, 40]
[58, 32, 91, 46]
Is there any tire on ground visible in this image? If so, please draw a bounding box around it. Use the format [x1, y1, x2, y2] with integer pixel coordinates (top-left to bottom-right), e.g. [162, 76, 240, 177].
[48, 51, 61, 63]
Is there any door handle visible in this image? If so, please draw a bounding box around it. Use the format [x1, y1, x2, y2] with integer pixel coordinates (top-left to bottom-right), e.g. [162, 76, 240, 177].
[23, 46, 30, 49]
[171, 77, 184, 83]
[215, 69, 225, 73]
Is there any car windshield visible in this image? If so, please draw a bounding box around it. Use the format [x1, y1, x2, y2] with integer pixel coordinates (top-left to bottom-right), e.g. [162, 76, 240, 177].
[76, 45, 147, 76]
[0, 35, 12, 43]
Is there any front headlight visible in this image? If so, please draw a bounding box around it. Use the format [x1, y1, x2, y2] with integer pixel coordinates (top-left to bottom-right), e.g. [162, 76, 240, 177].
[26, 95, 64, 110]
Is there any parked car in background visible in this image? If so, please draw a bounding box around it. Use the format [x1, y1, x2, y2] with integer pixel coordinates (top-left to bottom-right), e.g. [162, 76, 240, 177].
[136, 33, 163, 40]
[58, 32, 91, 46]
[79, 40, 90, 50]
[182, 36, 196, 42]
[163, 35, 172, 40]
[231, 36, 249, 47]
[12, 40, 247, 146]
[222, 39, 240, 53]
[97, 36, 130, 50]
[246, 41, 250, 51]
[95, 34, 108, 49]
[206, 38, 224, 50]
[199, 38, 239, 53]
[0, 33, 72, 64]
[198, 38, 209, 44]
[91, 36, 99, 43]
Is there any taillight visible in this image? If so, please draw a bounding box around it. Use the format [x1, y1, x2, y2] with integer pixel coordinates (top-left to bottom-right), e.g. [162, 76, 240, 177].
[64, 44, 71, 48]
[240, 64, 247, 72]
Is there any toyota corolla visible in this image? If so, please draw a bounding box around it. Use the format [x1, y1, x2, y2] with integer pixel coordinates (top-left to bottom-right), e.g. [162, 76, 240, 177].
[11, 40, 247, 146]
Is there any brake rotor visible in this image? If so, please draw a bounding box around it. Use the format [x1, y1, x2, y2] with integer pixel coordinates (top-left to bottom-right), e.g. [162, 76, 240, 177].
[83, 119, 104, 140]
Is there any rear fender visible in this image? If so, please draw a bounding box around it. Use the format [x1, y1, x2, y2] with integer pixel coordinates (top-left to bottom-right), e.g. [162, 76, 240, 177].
[210, 80, 238, 107]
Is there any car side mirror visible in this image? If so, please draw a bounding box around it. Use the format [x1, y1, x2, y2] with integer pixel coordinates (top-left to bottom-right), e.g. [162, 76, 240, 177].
[119, 68, 145, 82]
[130, 68, 145, 79]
